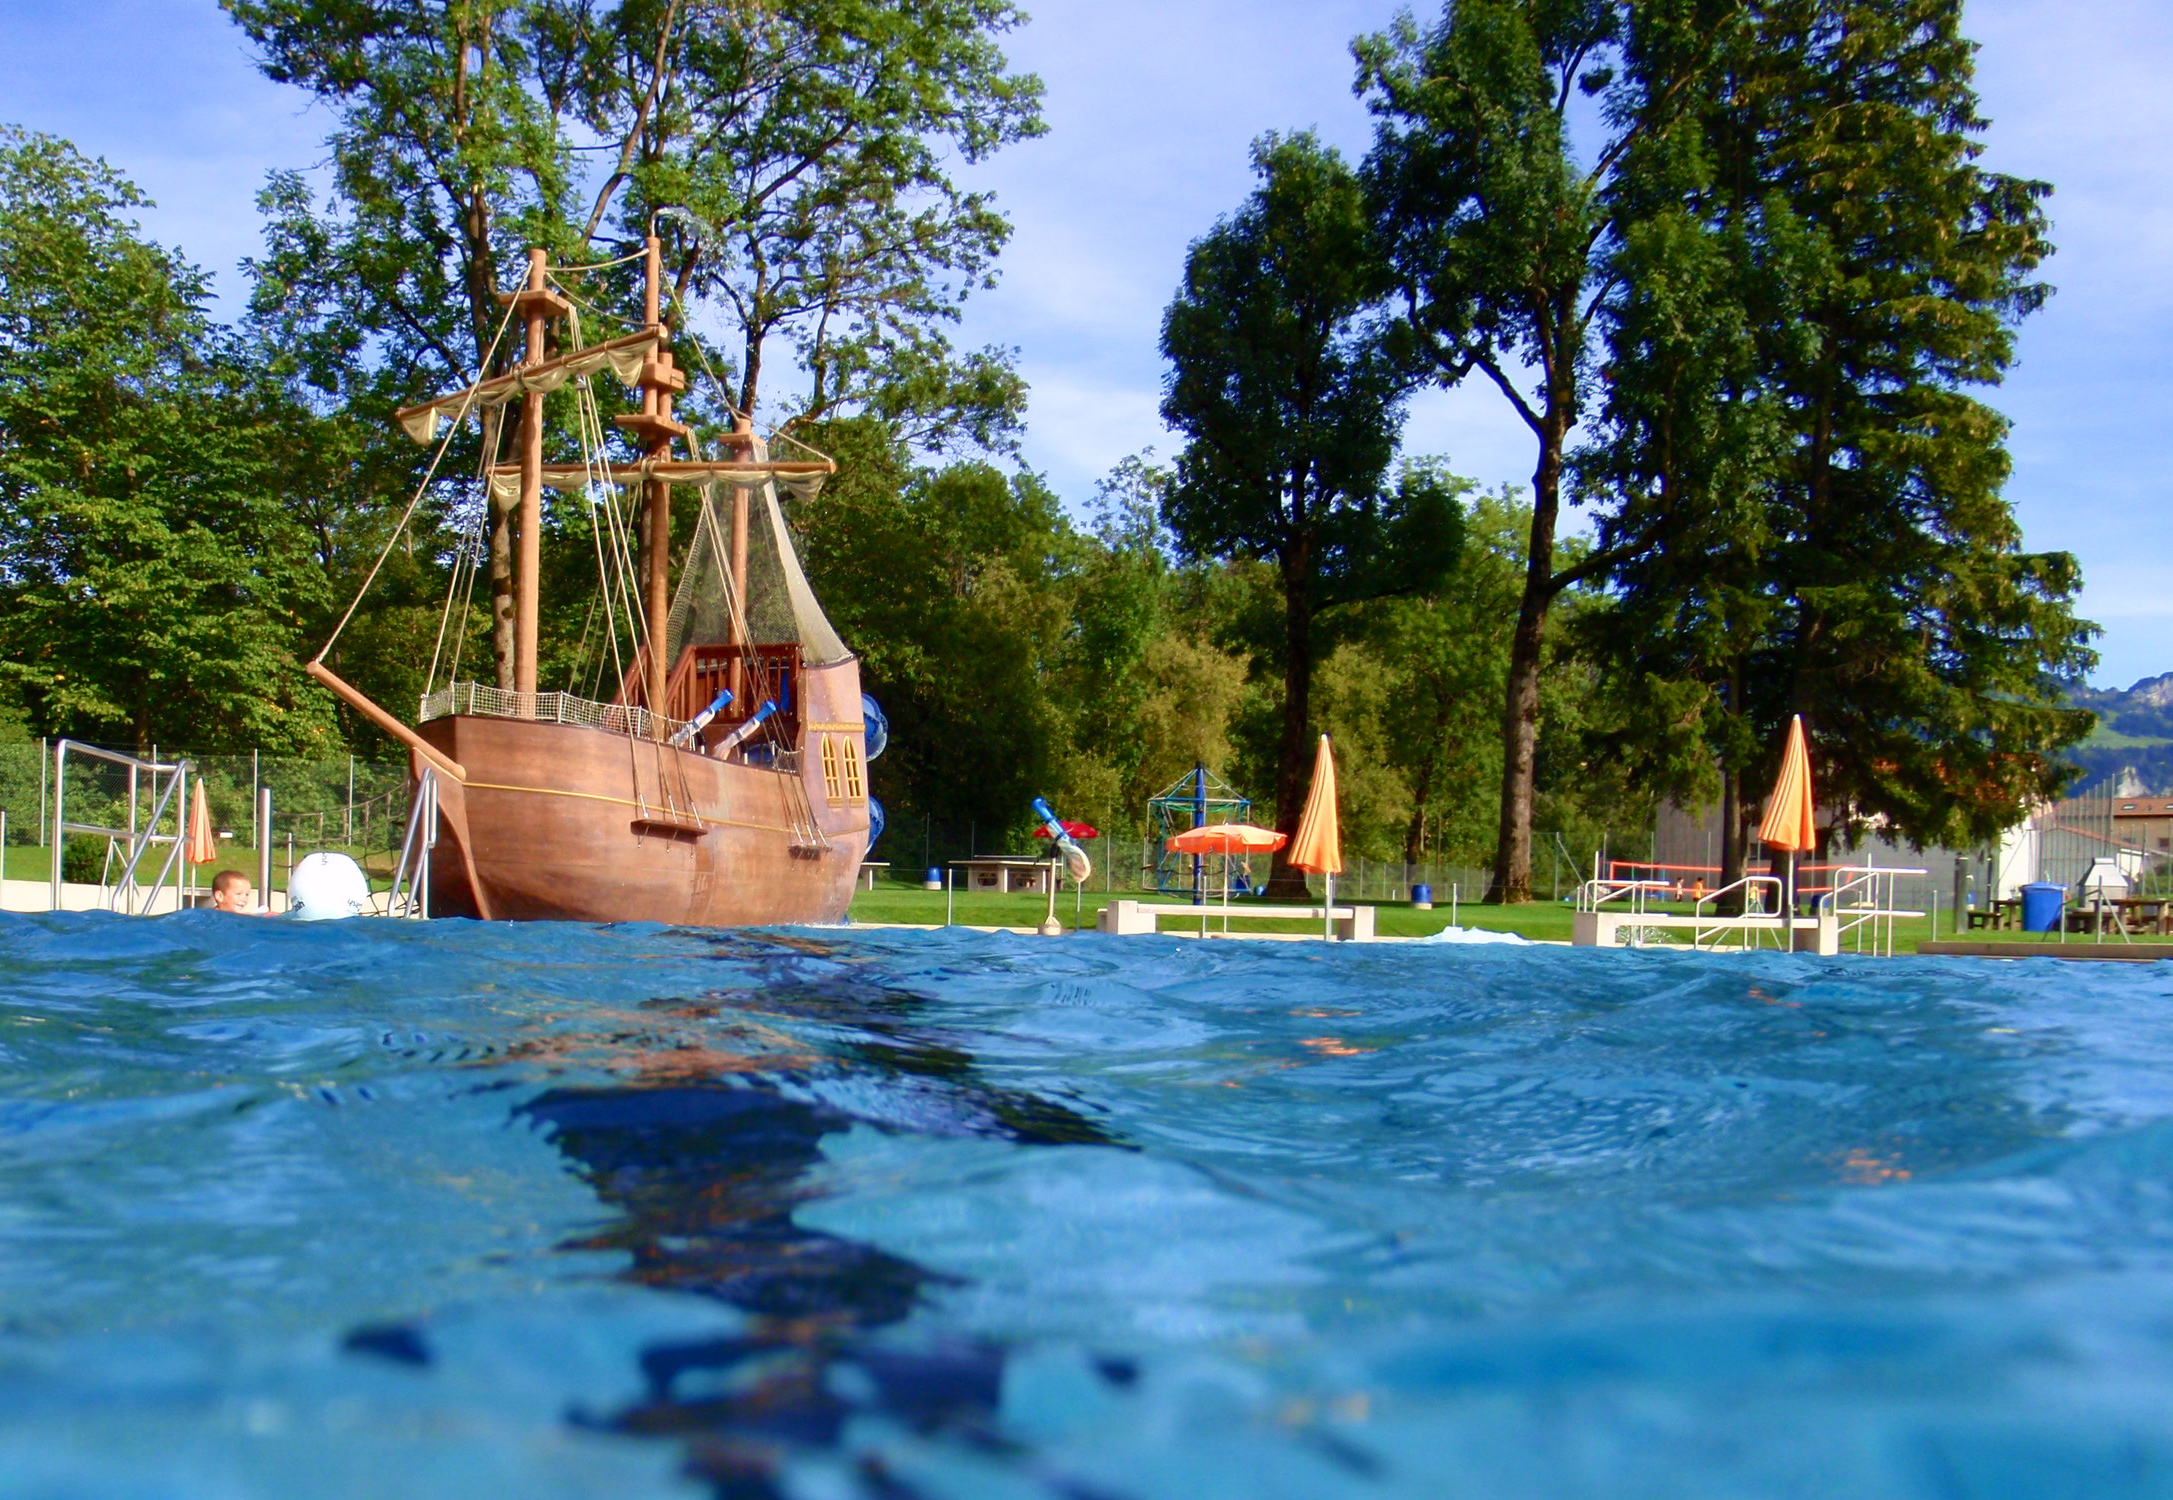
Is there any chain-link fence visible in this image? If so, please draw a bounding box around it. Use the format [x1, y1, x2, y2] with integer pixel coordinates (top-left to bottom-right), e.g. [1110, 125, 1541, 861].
[865, 818, 1506, 907]
[0, 739, 411, 890]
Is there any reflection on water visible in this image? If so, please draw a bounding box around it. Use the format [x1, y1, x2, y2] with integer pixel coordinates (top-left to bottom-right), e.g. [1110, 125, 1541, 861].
[3, 914, 2173, 1499]
[516, 944, 1125, 1498]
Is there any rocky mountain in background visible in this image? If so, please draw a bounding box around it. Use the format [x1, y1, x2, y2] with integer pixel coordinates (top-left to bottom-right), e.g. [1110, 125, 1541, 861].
[2065, 672, 2173, 793]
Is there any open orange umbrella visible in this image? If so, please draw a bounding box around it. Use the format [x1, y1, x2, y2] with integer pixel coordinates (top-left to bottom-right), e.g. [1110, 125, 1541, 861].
[1168, 821, 1288, 931]
[185, 779, 218, 866]
[1759, 714, 1816, 920]
[1166, 822, 1287, 855]
[1287, 734, 1343, 938]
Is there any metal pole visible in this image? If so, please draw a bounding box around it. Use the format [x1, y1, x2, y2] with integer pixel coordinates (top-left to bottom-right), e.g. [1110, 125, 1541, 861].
[251, 750, 260, 851]
[50, 741, 64, 912]
[945, 866, 954, 927]
[257, 786, 272, 911]
[347, 755, 355, 845]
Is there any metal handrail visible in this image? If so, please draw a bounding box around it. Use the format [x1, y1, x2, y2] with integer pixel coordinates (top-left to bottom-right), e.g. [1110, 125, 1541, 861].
[48, 739, 193, 914]
[1692, 874, 1784, 921]
[382, 768, 436, 919]
[1822, 865, 1927, 956]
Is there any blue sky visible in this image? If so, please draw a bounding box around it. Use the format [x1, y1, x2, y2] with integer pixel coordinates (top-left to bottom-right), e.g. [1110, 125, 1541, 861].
[1, 0, 2164, 687]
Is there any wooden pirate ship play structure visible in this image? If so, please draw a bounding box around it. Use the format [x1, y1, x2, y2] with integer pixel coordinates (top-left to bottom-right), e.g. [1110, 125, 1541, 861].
[305, 240, 875, 925]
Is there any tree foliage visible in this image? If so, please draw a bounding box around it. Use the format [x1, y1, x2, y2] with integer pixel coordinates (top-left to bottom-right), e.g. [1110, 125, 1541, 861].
[0, 128, 333, 754]
[578, 0, 1044, 447]
[1586, 0, 2095, 876]
[1357, 0, 1735, 901]
[1161, 132, 1461, 890]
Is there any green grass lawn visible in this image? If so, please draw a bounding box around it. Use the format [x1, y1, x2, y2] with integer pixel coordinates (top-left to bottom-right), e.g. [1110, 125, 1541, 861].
[849, 881, 1585, 941]
[844, 880, 2173, 954]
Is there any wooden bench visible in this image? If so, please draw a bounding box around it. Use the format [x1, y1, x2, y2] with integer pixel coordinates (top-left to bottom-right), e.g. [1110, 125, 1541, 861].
[1097, 898, 1375, 941]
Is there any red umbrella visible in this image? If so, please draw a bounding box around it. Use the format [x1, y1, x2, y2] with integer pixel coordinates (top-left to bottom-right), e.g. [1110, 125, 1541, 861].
[1059, 820, 1099, 840]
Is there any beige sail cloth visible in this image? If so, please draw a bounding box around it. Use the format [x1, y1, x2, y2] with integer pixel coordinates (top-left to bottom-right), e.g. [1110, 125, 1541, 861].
[397, 332, 662, 444]
[660, 434, 851, 669]
[1287, 734, 1343, 875]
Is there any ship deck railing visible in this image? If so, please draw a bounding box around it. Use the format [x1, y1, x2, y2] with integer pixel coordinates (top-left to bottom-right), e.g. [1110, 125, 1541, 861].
[419, 681, 688, 742]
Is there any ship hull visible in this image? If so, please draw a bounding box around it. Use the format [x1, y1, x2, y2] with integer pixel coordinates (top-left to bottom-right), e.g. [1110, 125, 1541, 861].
[412, 662, 872, 927]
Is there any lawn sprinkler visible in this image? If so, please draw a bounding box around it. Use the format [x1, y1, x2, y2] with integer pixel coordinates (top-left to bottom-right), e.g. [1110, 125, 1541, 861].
[1031, 797, 1092, 936]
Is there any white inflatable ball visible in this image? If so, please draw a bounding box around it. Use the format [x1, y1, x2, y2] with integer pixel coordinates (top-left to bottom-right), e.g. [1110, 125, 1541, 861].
[288, 852, 372, 922]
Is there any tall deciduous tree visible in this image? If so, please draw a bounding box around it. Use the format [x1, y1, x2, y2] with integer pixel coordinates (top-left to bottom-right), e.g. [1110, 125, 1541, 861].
[1356, 0, 1731, 900]
[1161, 133, 1461, 893]
[581, 0, 1044, 449]
[1590, 0, 2094, 878]
[229, 0, 583, 689]
[0, 129, 333, 753]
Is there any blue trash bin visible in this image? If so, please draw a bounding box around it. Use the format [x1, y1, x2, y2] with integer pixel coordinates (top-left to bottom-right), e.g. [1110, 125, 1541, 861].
[2020, 881, 2066, 933]
[1412, 883, 1433, 910]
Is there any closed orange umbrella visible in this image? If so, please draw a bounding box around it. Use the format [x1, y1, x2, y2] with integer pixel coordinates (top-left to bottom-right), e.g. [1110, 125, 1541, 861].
[1166, 822, 1287, 855]
[1287, 735, 1343, 938]
[1288, 736, 1342, 874]
[185, 779, 217, 866]
[1759, 715, 1816, 852]
[1759, 714, 1816, 923]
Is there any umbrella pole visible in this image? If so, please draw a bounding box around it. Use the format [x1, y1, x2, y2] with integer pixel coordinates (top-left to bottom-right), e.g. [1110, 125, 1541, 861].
[1324, 871, 1335, 942]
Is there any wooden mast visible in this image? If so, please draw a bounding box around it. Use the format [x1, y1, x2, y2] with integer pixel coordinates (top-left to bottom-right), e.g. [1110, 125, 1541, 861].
[516, 248, 547, 699]
[493, 248, 570, 701]
[617, 234, 690, 727]
[728, 328, 754, 709]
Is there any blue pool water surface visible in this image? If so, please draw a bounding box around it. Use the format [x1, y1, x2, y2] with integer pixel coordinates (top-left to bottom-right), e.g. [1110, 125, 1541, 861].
[1, 914, 2171, 1498]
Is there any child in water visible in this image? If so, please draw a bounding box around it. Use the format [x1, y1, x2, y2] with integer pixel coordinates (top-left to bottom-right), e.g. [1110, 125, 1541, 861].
[208, 869, 267, 915]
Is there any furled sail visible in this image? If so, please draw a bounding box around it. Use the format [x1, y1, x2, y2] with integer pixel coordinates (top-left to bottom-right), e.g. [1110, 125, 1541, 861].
[394, 330, 663, 444]
[483, 459, 831, 508]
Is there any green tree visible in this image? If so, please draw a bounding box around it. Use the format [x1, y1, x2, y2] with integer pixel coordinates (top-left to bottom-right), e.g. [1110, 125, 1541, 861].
[1356, 0, 1732, 900]
[1161, 133, 1460, 893]
[229, 0, 585, 688]
[792, 418, 1072, 844]
[580, 0, 1044, 448]
[1589, 0, 2095, 879]
[0, 128, 334, 753]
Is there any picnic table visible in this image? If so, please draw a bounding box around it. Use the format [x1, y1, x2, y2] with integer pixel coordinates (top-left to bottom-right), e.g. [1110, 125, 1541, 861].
[951, 857, 1059, 894]
[1967, 897, 2020, 931]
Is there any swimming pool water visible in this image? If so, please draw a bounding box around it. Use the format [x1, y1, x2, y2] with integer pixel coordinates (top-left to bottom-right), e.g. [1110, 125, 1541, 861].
[1, 912, 2170, 1498]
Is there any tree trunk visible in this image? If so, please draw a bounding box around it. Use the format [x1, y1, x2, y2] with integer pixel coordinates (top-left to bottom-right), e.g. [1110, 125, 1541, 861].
[1266, 557, 1315, 899]
[1719, 761, 1744, 915]
[1489, 404, 1567, 903]
[1403, 756, 1435, 865]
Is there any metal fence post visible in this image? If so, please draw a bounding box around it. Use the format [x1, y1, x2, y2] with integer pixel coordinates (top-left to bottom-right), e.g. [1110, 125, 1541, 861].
[49, 741, 64, 911]
[257, 786, 272, 908]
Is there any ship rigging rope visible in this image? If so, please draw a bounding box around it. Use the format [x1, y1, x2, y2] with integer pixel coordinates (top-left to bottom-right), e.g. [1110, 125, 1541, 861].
[320, 292, 520, 663]
[427, 407, 503, 693]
